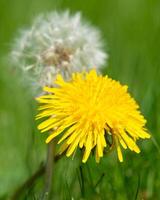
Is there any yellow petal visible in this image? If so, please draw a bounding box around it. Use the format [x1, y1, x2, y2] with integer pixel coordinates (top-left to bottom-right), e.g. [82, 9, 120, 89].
[82, 132, 92, 163]
[117, 144, 123, 162]
[45, 127, 65, 143]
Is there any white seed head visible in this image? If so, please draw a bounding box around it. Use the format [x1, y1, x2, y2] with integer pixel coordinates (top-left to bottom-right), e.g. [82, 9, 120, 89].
[11, 11, 108, 90]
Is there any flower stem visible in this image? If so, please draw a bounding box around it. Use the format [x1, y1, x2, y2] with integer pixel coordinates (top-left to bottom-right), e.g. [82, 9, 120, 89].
[40, 140, 55, 200]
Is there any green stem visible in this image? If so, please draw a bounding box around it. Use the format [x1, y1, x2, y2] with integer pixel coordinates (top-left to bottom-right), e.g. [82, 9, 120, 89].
[40, 141, 55, 200]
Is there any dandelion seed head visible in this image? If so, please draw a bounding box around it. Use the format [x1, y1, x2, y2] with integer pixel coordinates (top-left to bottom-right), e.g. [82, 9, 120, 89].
[11, 11, 107, 89]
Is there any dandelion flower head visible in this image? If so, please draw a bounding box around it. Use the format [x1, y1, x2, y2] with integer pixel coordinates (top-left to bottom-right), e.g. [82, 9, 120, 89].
[11, 11, 107, 89]
[36, 69, 150, 163]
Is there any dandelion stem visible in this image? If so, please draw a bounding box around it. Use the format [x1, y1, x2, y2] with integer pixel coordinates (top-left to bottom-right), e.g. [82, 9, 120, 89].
[40, 141, 55, 200]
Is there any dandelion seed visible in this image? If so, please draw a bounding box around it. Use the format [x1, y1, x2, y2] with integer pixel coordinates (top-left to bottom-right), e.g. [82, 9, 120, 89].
[11, 11, 107, 90]
[36, 69, 150, 163]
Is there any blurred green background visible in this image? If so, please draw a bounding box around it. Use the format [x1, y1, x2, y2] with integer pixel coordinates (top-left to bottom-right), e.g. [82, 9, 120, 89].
[0, 0, 160, 199]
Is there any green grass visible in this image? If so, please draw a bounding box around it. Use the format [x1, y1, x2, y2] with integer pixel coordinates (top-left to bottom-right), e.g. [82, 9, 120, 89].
[0, 0, 160, 199]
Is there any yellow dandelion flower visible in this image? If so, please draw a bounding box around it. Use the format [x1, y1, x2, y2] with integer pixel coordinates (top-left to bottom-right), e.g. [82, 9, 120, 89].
[36, 69, 150, 163]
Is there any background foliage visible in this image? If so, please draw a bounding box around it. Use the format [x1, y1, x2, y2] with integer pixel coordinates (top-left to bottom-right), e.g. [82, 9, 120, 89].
[0, 0, 160, 199]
